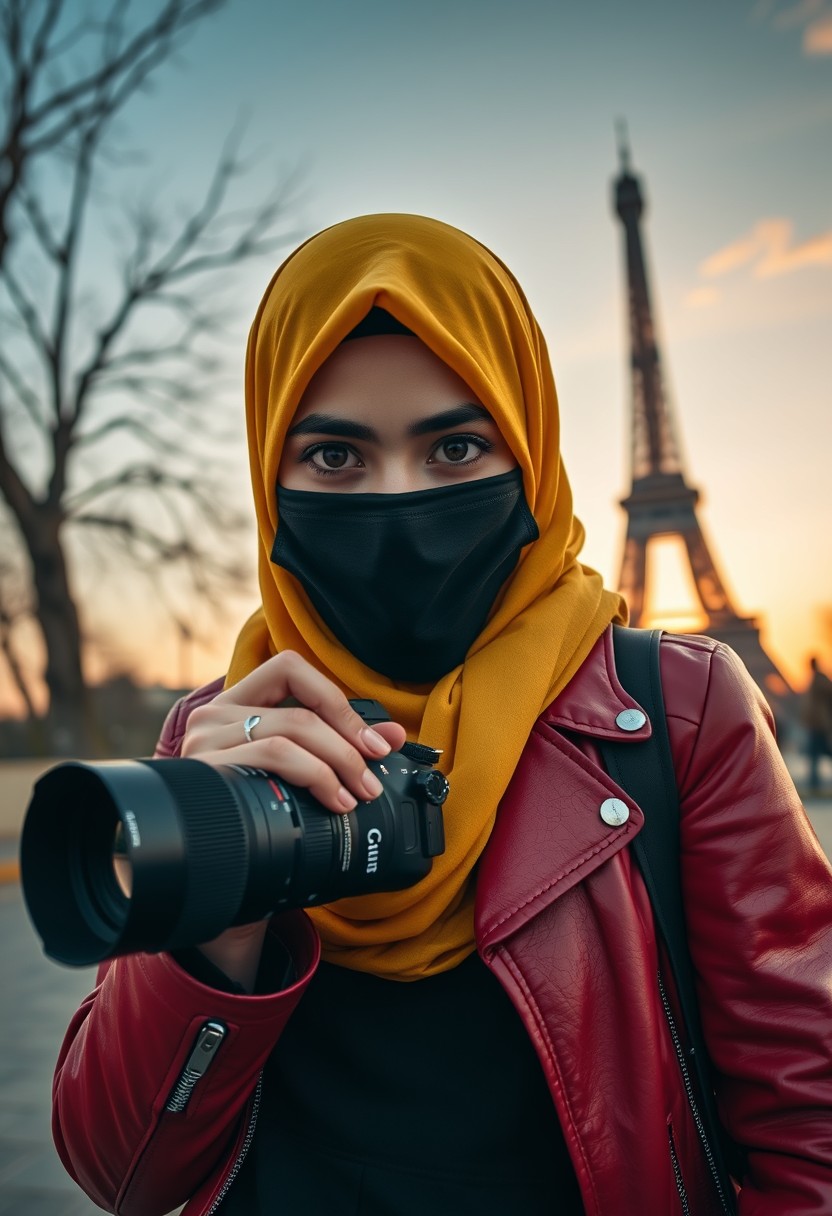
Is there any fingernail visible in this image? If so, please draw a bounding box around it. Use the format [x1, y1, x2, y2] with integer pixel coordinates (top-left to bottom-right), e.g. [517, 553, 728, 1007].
[361, 727, 390, 756]
[337, 787, 358, 811]
[362, 770, 384, 798]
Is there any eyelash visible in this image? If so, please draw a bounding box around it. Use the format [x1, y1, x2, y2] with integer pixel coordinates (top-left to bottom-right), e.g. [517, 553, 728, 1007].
[299, 433, 495, 477]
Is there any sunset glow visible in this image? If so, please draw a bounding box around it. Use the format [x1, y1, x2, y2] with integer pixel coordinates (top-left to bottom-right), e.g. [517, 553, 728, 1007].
[2, 1, 830, 721]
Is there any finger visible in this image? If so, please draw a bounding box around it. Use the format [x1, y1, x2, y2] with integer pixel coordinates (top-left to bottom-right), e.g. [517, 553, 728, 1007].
[192, 740, 364, 815]
[212, 651, 400, 759]
[220, 705, 389, 805]
[184, 706, 407, 809]
[372, 721, 407, 752]
[186, 703, 406, 759]
[244, 712, 406, 760]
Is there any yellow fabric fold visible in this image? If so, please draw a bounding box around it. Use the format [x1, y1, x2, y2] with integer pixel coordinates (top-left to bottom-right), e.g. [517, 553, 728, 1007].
[227, 214, 626, 979]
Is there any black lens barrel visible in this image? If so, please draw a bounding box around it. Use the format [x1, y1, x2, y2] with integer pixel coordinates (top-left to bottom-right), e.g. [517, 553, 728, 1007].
[20, 751, 447, 967]
[142, 760, 249, 949]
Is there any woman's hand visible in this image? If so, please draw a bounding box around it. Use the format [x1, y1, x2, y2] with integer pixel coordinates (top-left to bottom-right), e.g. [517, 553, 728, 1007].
[180, 650, 407, 990]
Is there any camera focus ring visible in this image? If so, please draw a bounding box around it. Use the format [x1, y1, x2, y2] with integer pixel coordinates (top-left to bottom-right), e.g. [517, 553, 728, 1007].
[141, 759, 249, 947]
[291, 809, 339, 898]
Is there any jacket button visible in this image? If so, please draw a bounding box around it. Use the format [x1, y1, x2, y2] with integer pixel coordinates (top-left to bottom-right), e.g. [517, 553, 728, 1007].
[600, 798, 630, 826]
[615, 708, 647, 731]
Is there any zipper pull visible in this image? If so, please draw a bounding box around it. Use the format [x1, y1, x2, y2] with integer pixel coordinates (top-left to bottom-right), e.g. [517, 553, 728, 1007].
[183, 1021, 226, 1075]
[166, 1021, 227, 1113]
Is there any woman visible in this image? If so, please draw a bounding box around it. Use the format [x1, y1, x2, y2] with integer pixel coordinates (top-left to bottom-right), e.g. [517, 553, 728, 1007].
[52, 215, 832, 1215]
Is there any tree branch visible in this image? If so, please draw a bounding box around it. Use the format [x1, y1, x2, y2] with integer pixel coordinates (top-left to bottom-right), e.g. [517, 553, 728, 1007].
[25, 1, 223, 145]
[0, 409, 35, 525]
[0, 609, 39, 719]
[74, 414, 183, 453]
[2, 264, 54, 364]
[68, 142, 300, 424]
[0, 538, 38, 718]
[64, 462, 248, 523]
[0, 0, 225, 270]
[17, 181, 64, 263]
[72, 510, 248, 585]
[0, 346, 45, 426]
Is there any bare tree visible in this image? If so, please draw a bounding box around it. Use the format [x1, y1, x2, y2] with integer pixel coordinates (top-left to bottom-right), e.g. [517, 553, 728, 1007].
[0, 514, 37, 718]
[0, 0, 300, 752]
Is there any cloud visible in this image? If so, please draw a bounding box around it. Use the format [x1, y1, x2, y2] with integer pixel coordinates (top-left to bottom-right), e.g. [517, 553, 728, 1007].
[700, 236, 760, 278]
[699, 219, 832, 281]
[755, 0, 832, 53]
[771, 0, 827, 29]
[805, 12, 832, 50]
[758, 228, 832, 275]
[684, 286, 720, 308]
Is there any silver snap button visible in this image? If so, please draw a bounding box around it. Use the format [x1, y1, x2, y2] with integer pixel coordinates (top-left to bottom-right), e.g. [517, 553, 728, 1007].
[600, 798, 630, 827]
[615, 708, 647, 732]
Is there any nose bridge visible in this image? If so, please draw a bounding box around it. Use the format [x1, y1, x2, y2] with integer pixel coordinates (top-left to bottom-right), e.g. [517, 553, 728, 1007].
[372, 446, 427, 495]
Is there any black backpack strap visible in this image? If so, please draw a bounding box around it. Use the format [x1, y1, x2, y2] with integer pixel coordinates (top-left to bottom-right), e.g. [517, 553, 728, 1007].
[598, 625, 739, 1212]
[604, 627, 688, 970]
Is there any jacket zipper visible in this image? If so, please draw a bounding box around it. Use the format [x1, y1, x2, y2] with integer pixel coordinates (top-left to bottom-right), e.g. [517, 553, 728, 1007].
[164, 1020, 263, 1213]
[203, 1072, 263, 1215]
[657, 970, 732, 1216]
[166, 1022, 227, 1113]
[667, 1120, 691, 1215]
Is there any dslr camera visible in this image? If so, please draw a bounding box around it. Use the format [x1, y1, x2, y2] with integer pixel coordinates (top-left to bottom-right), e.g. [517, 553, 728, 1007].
[20, 699, 448, 967]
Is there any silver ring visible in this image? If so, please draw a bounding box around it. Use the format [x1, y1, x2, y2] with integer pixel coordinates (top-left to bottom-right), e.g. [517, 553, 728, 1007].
[243, 714, 261, 744]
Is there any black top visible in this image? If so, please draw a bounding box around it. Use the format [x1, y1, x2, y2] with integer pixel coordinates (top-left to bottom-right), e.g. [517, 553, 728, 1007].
[209, 949, 583, 1215]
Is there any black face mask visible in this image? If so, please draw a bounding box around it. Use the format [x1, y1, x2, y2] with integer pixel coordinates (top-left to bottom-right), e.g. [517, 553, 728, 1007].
[272, 467, 539, 683]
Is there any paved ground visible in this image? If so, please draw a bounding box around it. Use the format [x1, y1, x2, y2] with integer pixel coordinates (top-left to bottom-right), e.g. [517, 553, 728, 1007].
[0, 886, 99, 1215]
[1, 752, 831, 1214]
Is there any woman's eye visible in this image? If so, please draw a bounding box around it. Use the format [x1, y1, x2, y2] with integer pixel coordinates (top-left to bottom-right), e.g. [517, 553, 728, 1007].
[302, 443, 361, 473]
[430, 435, 493, 465]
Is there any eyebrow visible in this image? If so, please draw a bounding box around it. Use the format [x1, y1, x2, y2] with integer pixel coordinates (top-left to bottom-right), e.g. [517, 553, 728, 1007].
[286, 403, 494, 442]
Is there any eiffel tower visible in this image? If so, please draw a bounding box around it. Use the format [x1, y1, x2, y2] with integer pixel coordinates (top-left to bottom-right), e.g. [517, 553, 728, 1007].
[611, 131, 791, 706]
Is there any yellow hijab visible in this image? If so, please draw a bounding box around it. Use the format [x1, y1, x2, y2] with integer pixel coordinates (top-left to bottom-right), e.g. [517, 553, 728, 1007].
[228, 214, 626, 979]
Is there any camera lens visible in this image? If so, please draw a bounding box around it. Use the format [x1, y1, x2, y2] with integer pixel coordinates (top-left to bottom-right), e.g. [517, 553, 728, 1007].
[112, 822, 132, 897]
[20, 753, 446, 967]
[21, 759, 247, 967]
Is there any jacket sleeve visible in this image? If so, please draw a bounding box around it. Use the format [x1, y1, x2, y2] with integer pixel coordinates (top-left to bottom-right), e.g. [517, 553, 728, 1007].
[671, 640, 832, 1214]
[52, 913, 320, 1215]
[51, 678, 322, 1215]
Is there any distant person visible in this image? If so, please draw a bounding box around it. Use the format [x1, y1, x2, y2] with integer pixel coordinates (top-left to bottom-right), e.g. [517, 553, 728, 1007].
[48, 216, 832, 1214]
[803, 655, 832, 793]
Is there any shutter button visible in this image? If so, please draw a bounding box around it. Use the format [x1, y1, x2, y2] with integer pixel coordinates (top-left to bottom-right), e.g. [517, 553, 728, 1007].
[615, 708, 646, 732]
[600, 798, 630, 827]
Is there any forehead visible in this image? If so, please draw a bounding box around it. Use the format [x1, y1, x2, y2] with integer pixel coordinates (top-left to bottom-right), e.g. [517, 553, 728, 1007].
[294, 335, 480, 415]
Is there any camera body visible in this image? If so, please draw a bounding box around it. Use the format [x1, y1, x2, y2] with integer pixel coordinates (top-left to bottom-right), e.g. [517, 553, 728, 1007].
[20, 699, 448, 968]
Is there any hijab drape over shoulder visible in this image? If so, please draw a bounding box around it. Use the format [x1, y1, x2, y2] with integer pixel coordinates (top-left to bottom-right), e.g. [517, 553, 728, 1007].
[228, 214, 626, 979]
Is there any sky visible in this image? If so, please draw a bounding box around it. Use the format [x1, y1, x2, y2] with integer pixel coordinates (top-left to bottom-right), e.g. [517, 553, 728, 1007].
[2, 0, 831, 715]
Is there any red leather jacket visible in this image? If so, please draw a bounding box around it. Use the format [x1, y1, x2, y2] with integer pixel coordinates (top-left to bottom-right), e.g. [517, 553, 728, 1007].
[52, 631, 832, 1215]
